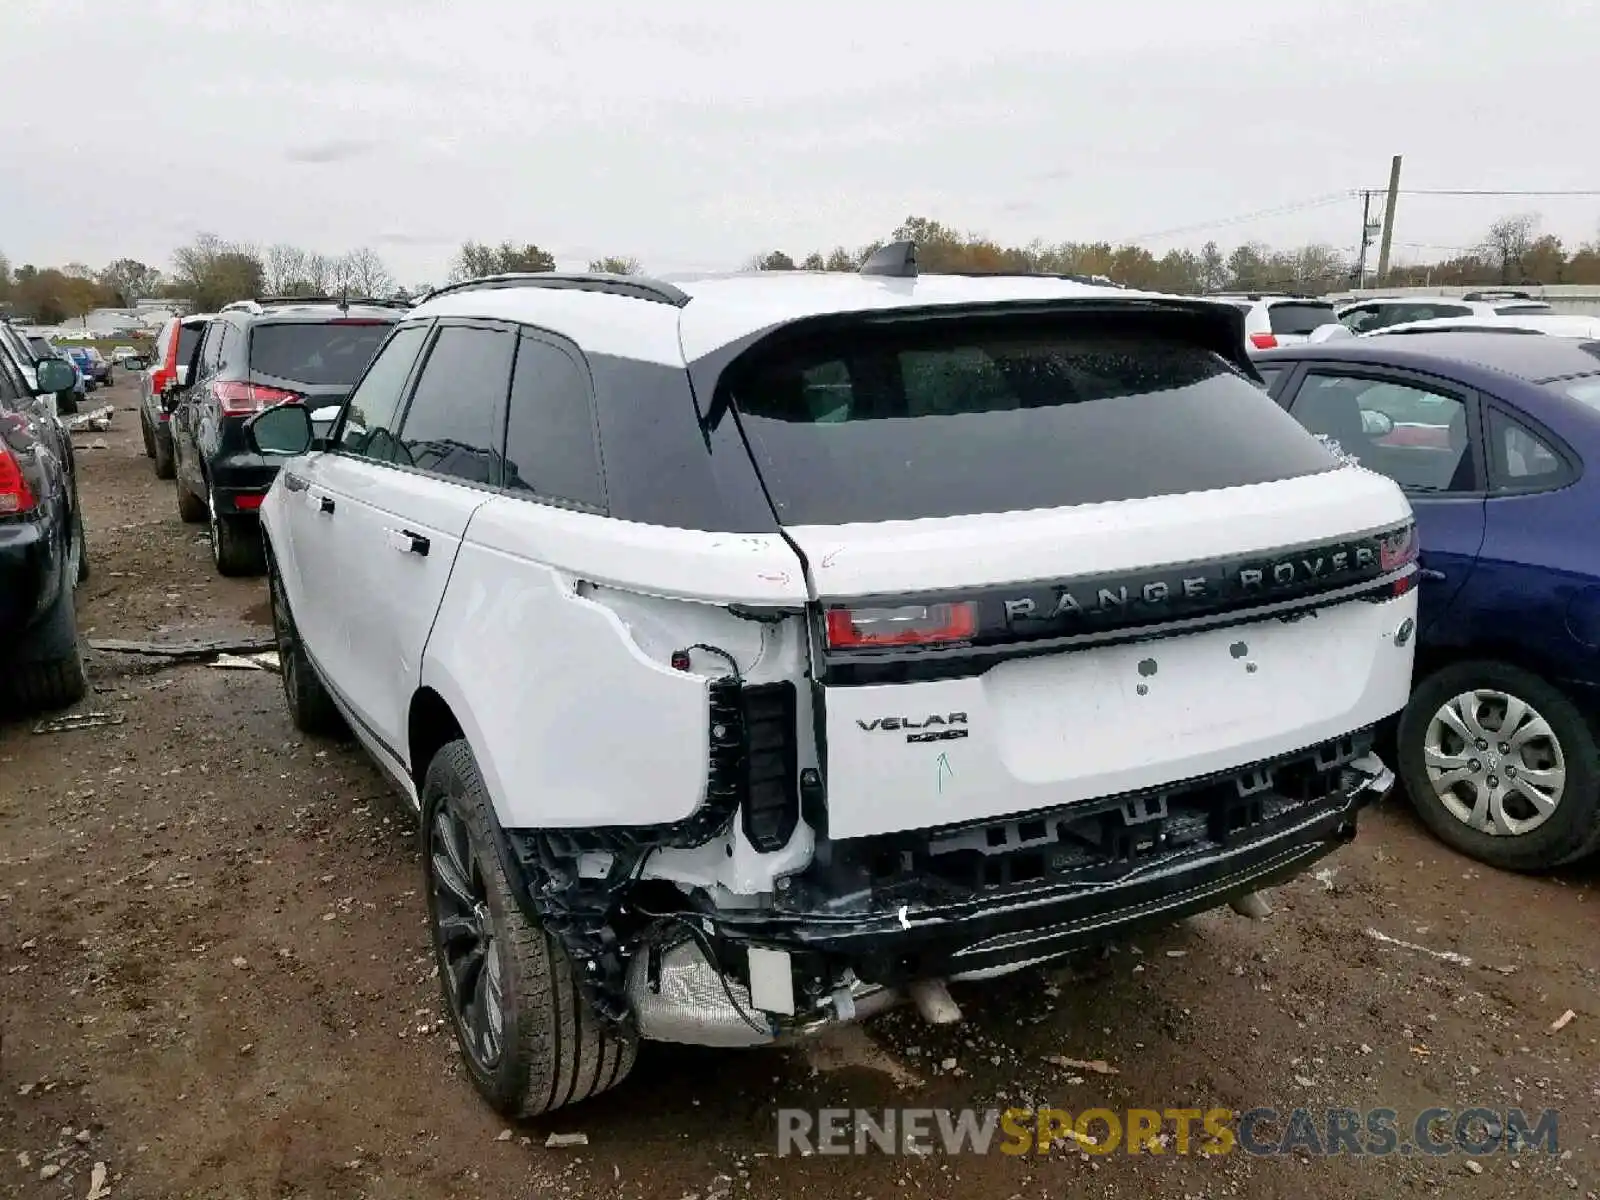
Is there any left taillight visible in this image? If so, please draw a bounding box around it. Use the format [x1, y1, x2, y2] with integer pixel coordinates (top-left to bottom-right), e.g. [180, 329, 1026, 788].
[825, 601, 979, 649]
[213, 381, 303, 416]
[1380, 522, 1419, 597]
[1249, 332, 1279, 350]
[0, 448, 37, 515]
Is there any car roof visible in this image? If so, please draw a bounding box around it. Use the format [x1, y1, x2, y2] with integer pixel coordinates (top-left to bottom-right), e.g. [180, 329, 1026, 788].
[1259, 329, 1600, 384]
[412, 270, 1152, 364]
[1367, 314, 1600, 338]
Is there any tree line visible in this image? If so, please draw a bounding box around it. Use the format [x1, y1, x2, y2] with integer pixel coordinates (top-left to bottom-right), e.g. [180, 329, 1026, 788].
[3, 211, 1599, 326]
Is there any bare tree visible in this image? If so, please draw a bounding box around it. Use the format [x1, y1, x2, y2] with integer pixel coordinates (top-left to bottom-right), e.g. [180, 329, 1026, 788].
[99, 258, 161, 305]
[340, 247, 394, 295]
[1481, 214, 1539, 284]
[263, 244, 311, 295]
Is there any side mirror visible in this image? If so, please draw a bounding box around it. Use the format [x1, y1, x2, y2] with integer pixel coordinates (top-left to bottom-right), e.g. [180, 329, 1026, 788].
[247, 403, 314, 456]
[1361, 410, 1395, 437]
[35, 358, 77, 395]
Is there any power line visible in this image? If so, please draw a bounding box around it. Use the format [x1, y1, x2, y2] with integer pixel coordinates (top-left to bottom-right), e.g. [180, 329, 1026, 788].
[1114, 192, 1354, 244]
[1369, 188, 1600, 198]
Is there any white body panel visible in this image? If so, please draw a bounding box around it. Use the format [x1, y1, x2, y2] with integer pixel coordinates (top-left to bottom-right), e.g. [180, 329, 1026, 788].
[289, 453, 488, 755]
[789, 465, 1404, 599]
[822, 591, 1416, 839]
[420, 496, 806, 830]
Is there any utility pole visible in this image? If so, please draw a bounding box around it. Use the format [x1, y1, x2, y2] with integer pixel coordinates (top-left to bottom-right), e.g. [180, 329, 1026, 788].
[1375, 154, 1403, 281]
[1355, 190, 1373, 289]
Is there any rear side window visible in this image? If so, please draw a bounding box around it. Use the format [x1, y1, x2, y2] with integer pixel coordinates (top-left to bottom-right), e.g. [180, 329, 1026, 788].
[1495, 302, 1552, 315]
[248, 320, 393, 386]
[176, 322, 203, 368]
[393, 325, 515, 485]
[1267, 303, 1338, 335]
[726, 317, 1339, 526]
[503, 335, 605, 509]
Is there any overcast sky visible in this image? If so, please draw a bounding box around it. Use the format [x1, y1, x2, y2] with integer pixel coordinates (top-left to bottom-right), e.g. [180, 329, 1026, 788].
[3, 0, 1596, 285]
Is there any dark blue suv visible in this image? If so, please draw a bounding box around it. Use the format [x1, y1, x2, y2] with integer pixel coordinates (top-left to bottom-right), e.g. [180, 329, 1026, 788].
[1257, 330, 1600, 871]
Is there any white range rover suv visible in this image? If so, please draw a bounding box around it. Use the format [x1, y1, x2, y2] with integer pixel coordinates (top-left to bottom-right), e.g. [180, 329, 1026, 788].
[247, 243, 1419, 1116]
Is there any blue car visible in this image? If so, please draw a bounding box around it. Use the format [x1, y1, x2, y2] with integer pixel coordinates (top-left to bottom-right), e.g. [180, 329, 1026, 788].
[63, 347, 98, 392]
[1256, 330, 1600, 871]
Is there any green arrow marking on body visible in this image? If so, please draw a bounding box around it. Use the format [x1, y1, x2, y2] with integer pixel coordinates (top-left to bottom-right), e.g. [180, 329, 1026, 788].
[936, 752, 954, 793]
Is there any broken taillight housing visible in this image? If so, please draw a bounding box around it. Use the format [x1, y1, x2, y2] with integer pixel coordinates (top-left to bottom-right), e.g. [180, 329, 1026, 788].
[825, 601, 978, 649]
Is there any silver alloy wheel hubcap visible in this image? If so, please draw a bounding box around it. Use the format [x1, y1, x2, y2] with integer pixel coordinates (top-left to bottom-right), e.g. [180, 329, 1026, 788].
[1423, 689, 1565, 836]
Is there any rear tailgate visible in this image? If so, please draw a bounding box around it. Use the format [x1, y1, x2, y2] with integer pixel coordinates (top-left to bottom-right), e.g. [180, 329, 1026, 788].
[723, 307, 1417, 839]
[1267, 300, 1339, 345]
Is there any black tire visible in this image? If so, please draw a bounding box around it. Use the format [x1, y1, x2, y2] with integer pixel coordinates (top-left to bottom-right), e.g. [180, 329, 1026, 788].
[176, 476, 206, 523]
[72, 497, 90, 585]
[140, 410, 156, 458]
[56, 390, 78, 416]
[209, 484, 264, 577]
[1398, 660, 1600, 871]
[422, 739, 636, 1117]
[268, 557, 346, 738]
[153, 424, 176, 479]
[0, 590, 86, 714]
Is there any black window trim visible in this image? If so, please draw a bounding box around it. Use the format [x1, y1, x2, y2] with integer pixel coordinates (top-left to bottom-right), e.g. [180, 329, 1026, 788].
[1481, 400, 1582, 497]
[381, 317, 518, 494]
[327, 317, 437, 467]
[498, 325, 610, 517]
[1279, 360, 1491, 499]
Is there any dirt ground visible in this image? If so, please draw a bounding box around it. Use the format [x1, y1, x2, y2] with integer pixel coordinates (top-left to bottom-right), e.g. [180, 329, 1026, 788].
[1, 377, 1595, 1200]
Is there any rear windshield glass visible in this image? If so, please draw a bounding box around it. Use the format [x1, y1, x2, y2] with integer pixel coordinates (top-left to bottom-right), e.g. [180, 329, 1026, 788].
[1268, 302, 1338, 335]
[1553, 374, 1600, 408]
[247, 321, 392, 385]
[726, 317, 1339, 525]
[1495, 302, 1553, 315]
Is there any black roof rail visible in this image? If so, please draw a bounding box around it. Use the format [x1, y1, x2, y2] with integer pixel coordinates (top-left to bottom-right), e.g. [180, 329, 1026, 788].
[418, 272, 691, 308]
[859, 240, 918, 279]
[1462, 289, 1538, 301]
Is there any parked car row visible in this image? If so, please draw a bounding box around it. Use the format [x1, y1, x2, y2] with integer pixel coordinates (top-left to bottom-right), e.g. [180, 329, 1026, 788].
[139, 298, 406, 574]
[11, 255, 1599, 1124]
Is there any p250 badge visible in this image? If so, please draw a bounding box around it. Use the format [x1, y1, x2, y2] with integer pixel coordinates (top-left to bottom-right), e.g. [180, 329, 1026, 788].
[857, 713, 970, 743]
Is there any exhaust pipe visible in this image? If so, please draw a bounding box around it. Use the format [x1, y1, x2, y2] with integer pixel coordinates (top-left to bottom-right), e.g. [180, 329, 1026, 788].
[907, 978, 963, 1025]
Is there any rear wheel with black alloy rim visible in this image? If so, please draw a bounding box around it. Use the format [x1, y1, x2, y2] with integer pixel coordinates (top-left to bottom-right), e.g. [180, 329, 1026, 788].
[1397, 660, 1600, 871]
[209, 483, 265, 577]
[267, 556, 346, 738]
[423, 739, 636, 1116]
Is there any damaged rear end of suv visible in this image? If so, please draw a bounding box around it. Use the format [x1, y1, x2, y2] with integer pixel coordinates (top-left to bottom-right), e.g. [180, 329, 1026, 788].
[256, 249, 1417, 1116]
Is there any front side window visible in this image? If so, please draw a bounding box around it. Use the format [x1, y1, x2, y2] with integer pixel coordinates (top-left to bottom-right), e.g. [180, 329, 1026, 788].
[392, 325, 515, 485]
[336, 324, 429, 461]
[1288, 372, 1473, 492]
[503, 335, 604, 508]
[726, 315, 1339, 526]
